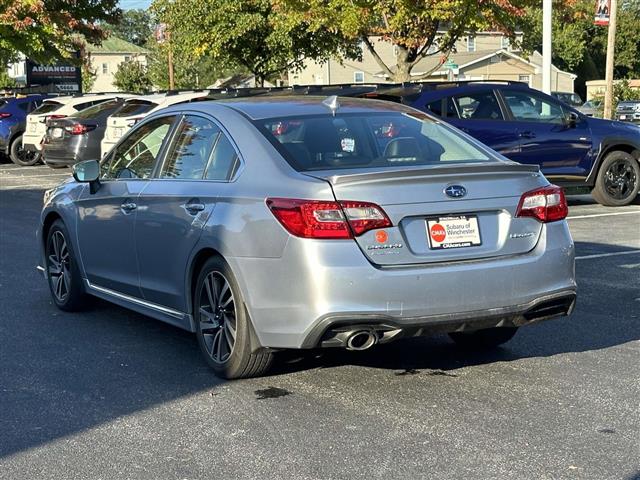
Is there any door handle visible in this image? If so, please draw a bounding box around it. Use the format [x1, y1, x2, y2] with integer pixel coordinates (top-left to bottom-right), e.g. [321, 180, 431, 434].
[121, 202, 137, 212]
[183, 202, 205, 215]
[518, 131, 536, 139]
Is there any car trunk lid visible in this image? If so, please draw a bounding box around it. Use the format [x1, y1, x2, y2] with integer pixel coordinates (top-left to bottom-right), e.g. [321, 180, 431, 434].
[306, 162, 546, 266]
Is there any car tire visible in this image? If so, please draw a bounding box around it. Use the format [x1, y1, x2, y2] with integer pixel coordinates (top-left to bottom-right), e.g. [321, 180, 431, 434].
[10, 134, 41, 166]
[449, 327, 518, 349]
[45, 219, 89, 312]
[591, 151, 640, 206]
[194, 256, 273, 379]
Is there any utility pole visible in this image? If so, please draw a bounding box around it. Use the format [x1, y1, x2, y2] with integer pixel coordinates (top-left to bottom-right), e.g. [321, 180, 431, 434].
[542, 0, 552, 94]
[603, 0, 617, 119]
[168, 41, 175, 90]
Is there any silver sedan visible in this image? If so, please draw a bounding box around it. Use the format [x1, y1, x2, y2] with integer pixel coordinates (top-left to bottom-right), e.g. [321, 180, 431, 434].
[38, 96, 577, 378]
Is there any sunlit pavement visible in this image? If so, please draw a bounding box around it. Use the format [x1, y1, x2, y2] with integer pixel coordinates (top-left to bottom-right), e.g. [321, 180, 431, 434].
[1, 163, 638, 480]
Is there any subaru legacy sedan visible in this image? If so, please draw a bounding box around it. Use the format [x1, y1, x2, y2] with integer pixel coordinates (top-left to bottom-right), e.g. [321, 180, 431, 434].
[38, 97, 577, 379]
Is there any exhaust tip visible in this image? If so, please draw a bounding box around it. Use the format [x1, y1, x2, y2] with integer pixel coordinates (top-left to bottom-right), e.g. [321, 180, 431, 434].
[346, 330, 377, 351]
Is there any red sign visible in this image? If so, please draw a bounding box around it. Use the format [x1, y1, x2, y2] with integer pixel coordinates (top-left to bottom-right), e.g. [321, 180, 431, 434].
[594, 0, 611, 26]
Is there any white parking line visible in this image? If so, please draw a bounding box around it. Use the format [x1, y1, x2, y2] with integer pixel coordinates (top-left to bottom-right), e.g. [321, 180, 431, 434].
[0, 183, 56, 190]
[0, 173, 69, 178]
[575, 250, 640, 260]
[568, 211, 640, 220]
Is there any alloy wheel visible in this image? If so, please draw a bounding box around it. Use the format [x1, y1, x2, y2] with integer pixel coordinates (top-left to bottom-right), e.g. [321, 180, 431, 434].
[198, 272, 237, 364]
[48, 231, 70, 302]
[604, 158, 638, 200]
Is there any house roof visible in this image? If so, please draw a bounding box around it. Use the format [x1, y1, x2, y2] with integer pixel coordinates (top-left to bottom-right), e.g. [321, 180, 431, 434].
[86, 36, 148, 55]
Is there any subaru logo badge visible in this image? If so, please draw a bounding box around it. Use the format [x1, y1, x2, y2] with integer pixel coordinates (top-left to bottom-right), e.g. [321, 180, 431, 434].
[444, 185, 467, 198]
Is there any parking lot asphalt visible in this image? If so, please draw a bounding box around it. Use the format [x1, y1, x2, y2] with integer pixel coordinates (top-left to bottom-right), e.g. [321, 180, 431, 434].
[0, 163, 638, 480]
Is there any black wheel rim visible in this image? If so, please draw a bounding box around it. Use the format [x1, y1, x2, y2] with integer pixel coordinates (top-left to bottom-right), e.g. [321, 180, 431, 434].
[47, 231, 70, 302]
[604, 159, 638, 200]
[15, 144, 38, 163]
[198, 272, 237, 364]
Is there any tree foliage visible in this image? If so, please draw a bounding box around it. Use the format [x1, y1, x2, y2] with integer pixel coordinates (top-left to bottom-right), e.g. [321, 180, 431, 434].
[152, 0, 359, 86]
[277, 0, 536, 82]
[113, 60, 152, 93]
[0, 0, 121, 64]
[105, 9, 154, 47]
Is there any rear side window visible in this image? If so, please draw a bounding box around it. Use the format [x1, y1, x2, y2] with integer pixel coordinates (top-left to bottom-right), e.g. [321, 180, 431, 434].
[161, 116, 220, 179]
[72, 99, 120, 119]
[425, 98, 456, 118]
[113, 100, 157, 118]
[258, 112, 491, 172]
[32, 101, 63, 115]
[205, 131, 239, 180]
[452, 91, 503, 120]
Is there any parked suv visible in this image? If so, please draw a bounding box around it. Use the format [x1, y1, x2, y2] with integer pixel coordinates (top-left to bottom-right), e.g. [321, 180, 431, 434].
[362, 81, 640, 206]
[616, 100, 640, 124]
[0, 95, 49, 166]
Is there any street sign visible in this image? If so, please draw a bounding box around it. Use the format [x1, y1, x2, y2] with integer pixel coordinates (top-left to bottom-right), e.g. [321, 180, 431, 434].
[594, 0, 611, 26]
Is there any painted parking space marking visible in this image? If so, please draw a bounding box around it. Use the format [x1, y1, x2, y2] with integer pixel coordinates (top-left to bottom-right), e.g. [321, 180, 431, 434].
[575, 250, 640, 260]
[568, 211, 640, 220]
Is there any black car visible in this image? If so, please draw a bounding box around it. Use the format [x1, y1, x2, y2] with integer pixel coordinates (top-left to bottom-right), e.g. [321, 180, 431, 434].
[42, 98, 129, 168]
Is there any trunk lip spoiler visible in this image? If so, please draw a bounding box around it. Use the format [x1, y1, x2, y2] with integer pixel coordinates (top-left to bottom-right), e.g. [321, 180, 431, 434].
[305, 162, 540, 186]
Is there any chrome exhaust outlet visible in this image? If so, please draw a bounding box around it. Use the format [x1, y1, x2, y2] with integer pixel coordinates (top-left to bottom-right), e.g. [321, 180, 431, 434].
[345, 330, 377, 351]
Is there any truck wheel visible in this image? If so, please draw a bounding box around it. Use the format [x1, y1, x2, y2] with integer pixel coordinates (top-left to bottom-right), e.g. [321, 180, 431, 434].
[591, 151, 640, 206]
[10, 135, 41, 166]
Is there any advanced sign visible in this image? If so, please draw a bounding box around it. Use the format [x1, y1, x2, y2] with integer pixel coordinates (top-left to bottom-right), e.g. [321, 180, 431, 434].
[25, 60, 82, 93]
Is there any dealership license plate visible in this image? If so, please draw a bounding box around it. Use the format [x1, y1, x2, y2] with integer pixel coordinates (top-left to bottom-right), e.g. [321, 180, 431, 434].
[426, 215, 482, 249]
[619, 115, 627, 120]
[51, 128, 63, 139]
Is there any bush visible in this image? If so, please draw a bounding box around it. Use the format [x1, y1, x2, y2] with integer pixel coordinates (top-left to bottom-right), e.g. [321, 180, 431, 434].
[113, 60, 152, 93]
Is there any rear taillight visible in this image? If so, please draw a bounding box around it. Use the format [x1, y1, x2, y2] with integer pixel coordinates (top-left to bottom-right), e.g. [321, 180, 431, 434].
[0, 112, 11, 119]
[64, 124, 96, 135]
[266, 198, 392, 239]
[516, 185, 568, 222]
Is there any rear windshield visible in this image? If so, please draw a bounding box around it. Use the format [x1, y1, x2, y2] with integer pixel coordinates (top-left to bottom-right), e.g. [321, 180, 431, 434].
[72, 99, 120, 119]
[32, 101, 63, 115]
[257, 112, 492, 171]
[112, 100, 157, 118]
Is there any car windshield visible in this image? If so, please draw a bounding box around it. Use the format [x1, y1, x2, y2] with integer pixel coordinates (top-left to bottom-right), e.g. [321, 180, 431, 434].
[72, 99, 120, 119]
[112, 100, 157, 118]
[31, 101, 64, 115]
[256, 112, 493, 172]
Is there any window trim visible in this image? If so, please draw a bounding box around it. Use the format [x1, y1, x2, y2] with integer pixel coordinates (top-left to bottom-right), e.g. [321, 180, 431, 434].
[155, 111, 245, 183]
[353, 71, 365, 84]
[467, 36, 476, 52]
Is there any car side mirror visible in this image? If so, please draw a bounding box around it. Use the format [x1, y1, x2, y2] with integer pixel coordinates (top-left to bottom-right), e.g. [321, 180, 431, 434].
[72, 159, 101, 194]
[565, 111, 579, 128]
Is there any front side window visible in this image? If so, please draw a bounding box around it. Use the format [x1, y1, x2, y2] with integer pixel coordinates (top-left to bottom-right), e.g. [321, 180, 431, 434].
[102, 116, 175, 180]
[258, 112, 492, 172]
[452, 91, 503, 120]
[161, 116, 220, 179]
[503, 90, 565, 123]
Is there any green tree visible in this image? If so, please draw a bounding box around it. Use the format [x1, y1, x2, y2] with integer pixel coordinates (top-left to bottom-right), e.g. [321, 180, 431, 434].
[0, 70, 16, 88]
[0, 0, 120, 64]
[82, 63, 96, 93]
[153, 0, 358, 86]
[278, 0, 535, 82]
[113, 60, 152, 93]
[105, 9, 154, 47]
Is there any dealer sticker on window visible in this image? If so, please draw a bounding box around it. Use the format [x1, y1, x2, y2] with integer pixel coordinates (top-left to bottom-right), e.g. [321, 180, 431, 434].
[426, 215, 482, 249]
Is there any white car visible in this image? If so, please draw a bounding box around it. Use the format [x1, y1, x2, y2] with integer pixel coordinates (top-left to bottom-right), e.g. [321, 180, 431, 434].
[23, 94, 132, 155]
[100, 91, 210, 157]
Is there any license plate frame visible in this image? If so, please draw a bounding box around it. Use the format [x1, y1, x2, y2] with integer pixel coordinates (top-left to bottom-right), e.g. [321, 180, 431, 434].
[426, 215, 482, 250]
[51, 127, 63, 139]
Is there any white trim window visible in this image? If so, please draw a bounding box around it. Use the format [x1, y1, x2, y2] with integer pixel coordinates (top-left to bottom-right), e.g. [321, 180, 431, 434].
[102, 63, 108, 74]
[518, 74, 531, 86]
[501, 36, 510, 50]
[354, 71, 365, 84]
[467, 36, 476, 52]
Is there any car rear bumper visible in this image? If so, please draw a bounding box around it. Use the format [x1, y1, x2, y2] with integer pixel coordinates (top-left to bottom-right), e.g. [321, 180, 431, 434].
[231, 221, 576, 349]
[22, 133, 44, 151]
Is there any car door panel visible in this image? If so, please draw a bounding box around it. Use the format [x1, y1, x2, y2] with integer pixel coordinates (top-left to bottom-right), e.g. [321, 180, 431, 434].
[135, 114, 239, 312]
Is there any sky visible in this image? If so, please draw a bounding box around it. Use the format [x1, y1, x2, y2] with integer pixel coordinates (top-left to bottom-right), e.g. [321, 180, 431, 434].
[120, 0, 152, 10]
